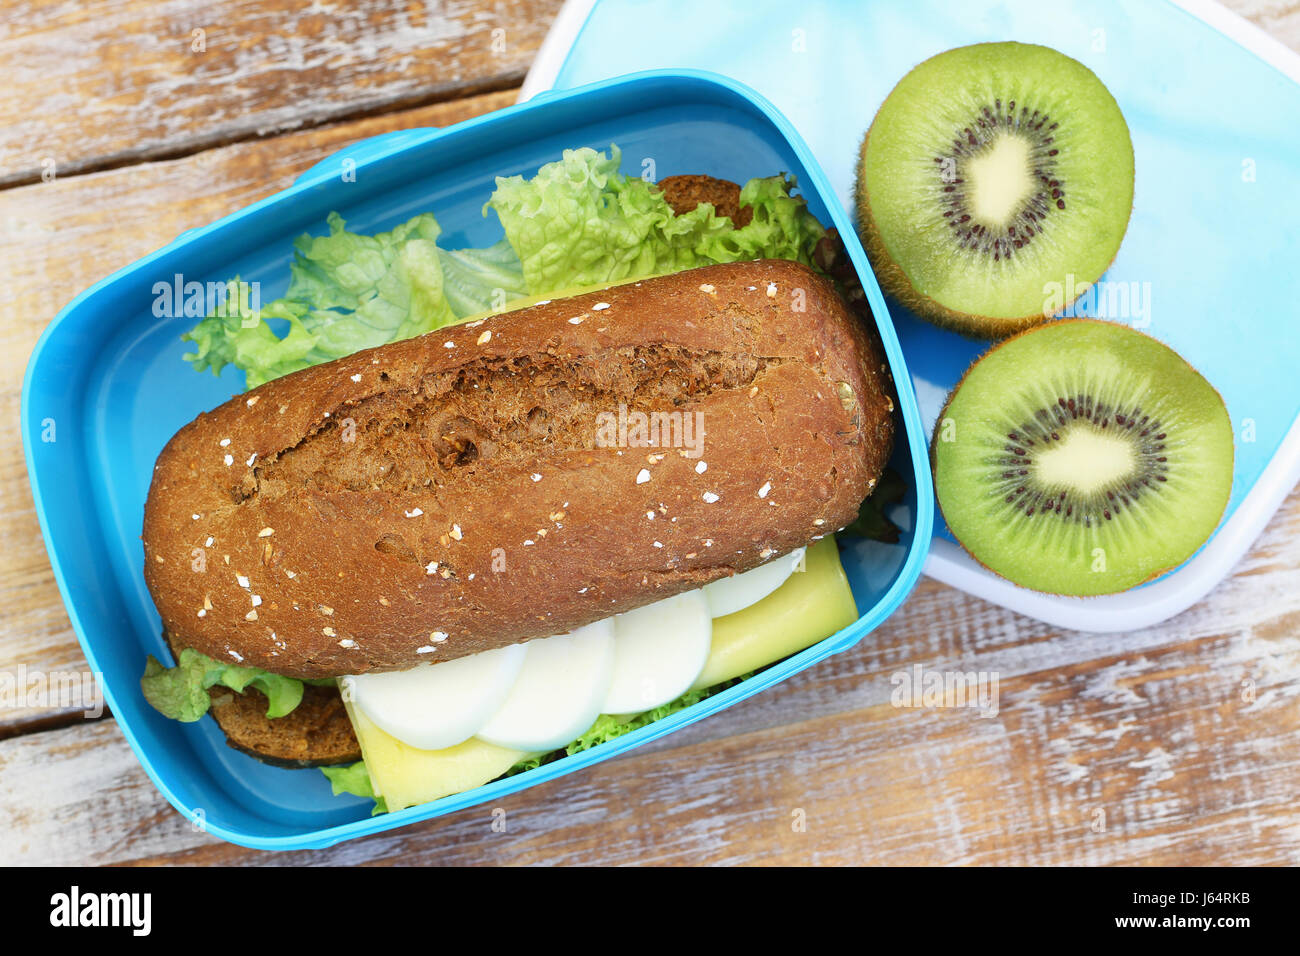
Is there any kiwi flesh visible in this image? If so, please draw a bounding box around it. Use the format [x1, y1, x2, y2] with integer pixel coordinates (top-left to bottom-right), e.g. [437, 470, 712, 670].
[857, 42, 1135, 337]
[932, 320, 1233, 596]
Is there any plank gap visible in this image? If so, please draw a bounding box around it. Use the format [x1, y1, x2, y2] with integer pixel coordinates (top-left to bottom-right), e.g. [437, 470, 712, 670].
[0, 74, 524, 192]
[0, 706, 112, 744]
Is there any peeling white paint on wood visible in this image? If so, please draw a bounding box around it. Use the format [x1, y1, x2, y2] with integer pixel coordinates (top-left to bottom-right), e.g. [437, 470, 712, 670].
[0, 719, 214, 866]
[0, 0, 562, 185]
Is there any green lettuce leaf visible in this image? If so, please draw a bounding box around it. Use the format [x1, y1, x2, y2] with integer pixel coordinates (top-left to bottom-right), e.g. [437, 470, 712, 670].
[844, 467, 907, 543]
[563, 673, 750, 756]
[437, 239, 529, 318]
[321, 761, 388, 815]
[141, 647, 304, 722]
[183, 148, 828, 390]
[485, 145, 826, 294]
[180, 282, 319, 389]
[183, 213, 461, 389]
[696, 174, 830, 266]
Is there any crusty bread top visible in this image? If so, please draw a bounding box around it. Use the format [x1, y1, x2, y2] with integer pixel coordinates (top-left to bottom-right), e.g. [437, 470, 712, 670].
[143, 259, 893, 679]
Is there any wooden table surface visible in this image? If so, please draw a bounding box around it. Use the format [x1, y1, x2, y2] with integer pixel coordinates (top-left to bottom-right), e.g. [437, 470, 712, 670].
[3, 0, 1298, 867]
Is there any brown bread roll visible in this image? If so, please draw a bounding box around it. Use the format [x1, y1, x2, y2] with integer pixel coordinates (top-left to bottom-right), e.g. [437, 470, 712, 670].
[143, 259, 893, 680]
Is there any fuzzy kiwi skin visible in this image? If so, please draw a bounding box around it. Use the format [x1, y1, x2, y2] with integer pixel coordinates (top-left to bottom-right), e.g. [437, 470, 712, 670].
[928, 319, 1234, 596]
[854, 45, 1135, 340]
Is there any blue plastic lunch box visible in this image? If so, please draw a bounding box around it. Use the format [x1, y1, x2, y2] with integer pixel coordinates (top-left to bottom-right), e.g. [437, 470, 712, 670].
[21, 70, 933, 850]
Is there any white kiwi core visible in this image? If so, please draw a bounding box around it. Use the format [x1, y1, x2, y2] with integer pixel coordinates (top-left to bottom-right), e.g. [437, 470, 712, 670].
[966, 134, 1035, 227]
[1032, 426, 1136, 495]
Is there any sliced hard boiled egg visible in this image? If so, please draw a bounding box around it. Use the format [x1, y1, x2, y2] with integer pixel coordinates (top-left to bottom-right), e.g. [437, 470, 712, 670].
[477, 620, 616, 752]
[702, 546, 806, 618]
[348, 642, 527, 752]
[603, 589, 712, 714]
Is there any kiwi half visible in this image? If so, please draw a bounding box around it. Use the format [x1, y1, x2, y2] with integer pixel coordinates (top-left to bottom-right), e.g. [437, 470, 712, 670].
[857, 42, 1134, 337]
[932, 320, 1233, 596]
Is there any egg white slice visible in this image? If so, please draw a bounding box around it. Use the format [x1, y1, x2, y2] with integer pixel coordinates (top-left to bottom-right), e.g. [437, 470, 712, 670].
[348, 642, 527, 752]
[703, 547, 806, 618]
[602, 589, 712, 714]
[477, 620, 616, 752]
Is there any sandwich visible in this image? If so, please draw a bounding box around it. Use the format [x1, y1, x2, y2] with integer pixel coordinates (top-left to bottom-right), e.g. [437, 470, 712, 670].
[139, 146, 898, 812]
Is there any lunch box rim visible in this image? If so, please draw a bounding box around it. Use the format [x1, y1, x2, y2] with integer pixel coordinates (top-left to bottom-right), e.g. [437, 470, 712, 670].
[21, 67, 935, 851]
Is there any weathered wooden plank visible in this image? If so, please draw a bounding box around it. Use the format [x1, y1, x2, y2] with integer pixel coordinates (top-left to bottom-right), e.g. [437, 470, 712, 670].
[0, 89, 517, 730]
[1230, 0, 1300, 50]
[0, 0, 561, 186]
[0, 717, 205, 866]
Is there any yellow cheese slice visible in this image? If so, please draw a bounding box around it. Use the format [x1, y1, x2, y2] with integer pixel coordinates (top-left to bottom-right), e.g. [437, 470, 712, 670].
[347, 535, 858, 810]
[343, 698, 529, 811]
[690, 536, 858, 690]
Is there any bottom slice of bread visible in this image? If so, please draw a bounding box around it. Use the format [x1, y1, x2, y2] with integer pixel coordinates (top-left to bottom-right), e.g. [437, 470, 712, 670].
[208, 681, 361, 768]
[163, 629, 360, 767]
